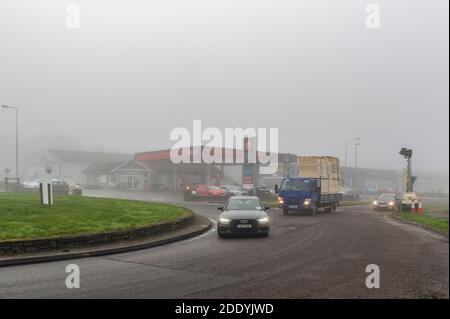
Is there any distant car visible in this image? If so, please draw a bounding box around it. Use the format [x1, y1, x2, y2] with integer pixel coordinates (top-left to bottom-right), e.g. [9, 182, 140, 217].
[373, 193, 401, 211]
[340, 187, 360, 201]
[21, 178, 70, 194]
[220, 185, 249, 196]
[193, 185, 229, 200]
[182, 183, 200, 200]
[51, 179, 70, 195]
[255, 186, 276, 200]
[217, 196, 270, 237]
[22, 179, 40, 190]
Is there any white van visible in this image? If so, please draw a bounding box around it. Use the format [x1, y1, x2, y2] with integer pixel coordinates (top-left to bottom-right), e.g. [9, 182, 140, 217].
[401, 192, 418, 210]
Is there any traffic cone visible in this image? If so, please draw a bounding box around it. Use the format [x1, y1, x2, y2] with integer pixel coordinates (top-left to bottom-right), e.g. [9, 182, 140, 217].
[417, 200, 423, 214]
[410, 202, 416, 213]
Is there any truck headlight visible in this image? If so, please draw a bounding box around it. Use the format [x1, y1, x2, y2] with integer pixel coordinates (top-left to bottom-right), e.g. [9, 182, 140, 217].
[219, 217, 230, 224]
[373, 201, 378, 205]
[304, 199, 311, 206]
[277, 197, 284, 204]
[388, 201, 394, 206]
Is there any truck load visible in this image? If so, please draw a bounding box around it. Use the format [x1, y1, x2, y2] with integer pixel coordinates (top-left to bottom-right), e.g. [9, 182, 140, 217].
[275, 156, 342, 216]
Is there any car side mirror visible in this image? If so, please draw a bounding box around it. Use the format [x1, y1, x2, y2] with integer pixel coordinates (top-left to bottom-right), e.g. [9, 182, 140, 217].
[274, 184, 279, 193]
[217, 207, 224, 211]
[265, 206, 270, 211]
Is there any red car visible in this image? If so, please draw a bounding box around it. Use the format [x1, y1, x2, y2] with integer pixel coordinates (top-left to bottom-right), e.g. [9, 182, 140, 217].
[195, 185, 228, 198]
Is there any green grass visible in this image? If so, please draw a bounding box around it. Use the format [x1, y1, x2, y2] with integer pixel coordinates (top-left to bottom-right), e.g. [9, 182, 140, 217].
[423, 202, 449, 214]
[0, 193, 191, 242]
[393, 211, 448, 234]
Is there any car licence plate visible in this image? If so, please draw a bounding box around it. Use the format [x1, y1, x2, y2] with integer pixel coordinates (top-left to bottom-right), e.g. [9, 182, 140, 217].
[237, 224, 252, 229]
[289, 205, 298, 209]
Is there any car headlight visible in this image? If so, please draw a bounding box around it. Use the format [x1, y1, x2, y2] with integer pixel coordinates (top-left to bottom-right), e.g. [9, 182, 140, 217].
[258, 217, 269, 223]
[277, 197, 284, 204]
[388, 201, 394, 206]
[373, 201, 378, 205]
[219, 217, 230, 224]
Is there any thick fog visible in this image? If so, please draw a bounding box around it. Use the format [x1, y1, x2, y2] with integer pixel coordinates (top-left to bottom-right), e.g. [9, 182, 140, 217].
[0, 0, 448, 176]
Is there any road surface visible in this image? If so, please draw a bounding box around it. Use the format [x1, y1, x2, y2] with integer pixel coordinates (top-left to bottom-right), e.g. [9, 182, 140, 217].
[0, 191, 448, 298]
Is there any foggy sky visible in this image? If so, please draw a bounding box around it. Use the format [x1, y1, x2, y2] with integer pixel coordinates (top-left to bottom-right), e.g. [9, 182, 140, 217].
[0, 0, 448, 177]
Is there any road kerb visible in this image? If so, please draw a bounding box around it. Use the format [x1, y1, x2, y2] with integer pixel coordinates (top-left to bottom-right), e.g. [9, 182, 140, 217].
[0, 215, 212, 267]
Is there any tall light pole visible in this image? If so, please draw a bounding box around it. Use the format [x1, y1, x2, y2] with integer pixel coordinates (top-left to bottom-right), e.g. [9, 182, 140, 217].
[344, 137, 360, 168]
[354, 143, 360, 169]
[354, 143, 360, 189]
[2, 105, 19, 179]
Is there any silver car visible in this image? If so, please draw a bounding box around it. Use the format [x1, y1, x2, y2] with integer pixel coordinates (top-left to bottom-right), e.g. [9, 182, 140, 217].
[217, 196, 270, 237]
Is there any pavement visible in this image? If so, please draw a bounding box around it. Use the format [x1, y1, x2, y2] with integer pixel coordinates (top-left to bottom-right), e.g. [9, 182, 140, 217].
[0, 190, 448, 299]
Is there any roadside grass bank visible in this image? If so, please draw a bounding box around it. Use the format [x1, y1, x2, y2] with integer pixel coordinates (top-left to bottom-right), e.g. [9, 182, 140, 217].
[423, 202, 449, 214]
[392, 211, 448, 235]
[0, 193, 192, 242]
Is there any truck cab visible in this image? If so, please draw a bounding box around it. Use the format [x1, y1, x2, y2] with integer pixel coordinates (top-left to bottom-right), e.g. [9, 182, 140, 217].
[276, 177, 341, 215]
[276, 178, 320, 213]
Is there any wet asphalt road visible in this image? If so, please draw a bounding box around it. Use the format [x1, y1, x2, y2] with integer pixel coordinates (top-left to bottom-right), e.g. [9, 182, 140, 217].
[0, 192, 448, 299]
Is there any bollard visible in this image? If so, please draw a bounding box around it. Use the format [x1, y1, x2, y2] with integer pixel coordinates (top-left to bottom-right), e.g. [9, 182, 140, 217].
[410, 202, 416, 213]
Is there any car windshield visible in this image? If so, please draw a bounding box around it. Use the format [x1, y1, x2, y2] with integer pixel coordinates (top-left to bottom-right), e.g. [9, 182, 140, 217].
[226, 198, 263, 210]
[280, 180, 311, 191]
[378, 194, 394, 201]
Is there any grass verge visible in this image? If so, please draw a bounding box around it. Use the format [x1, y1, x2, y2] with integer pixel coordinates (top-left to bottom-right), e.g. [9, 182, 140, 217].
[392, 211, 448, 235]
[0, 193, 191, 242]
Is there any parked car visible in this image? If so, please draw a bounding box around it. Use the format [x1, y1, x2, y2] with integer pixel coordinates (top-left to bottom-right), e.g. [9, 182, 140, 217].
[191, 184, 229, 201]
[255, 186, 276, 201]
[220, 185, 249, 196]
[340, 187, 360, 201]
[372, 193, 401, 211]
[51, 178, 70, 195]
[21, 178, 70, 195]
[217, 196, 270, 237]
[22, 179, 40, 192]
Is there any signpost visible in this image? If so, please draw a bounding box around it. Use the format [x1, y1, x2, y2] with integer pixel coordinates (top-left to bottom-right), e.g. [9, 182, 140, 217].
[242, 137, 259, 194]
[39, 166, 53, 206]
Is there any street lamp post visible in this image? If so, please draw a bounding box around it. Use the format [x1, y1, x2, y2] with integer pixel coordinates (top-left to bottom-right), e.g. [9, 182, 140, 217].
[354, 143, 360, 169]
[353, 142, 360, 189]
[344, 137, 360, 168]
[2, 105, 19, 179]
